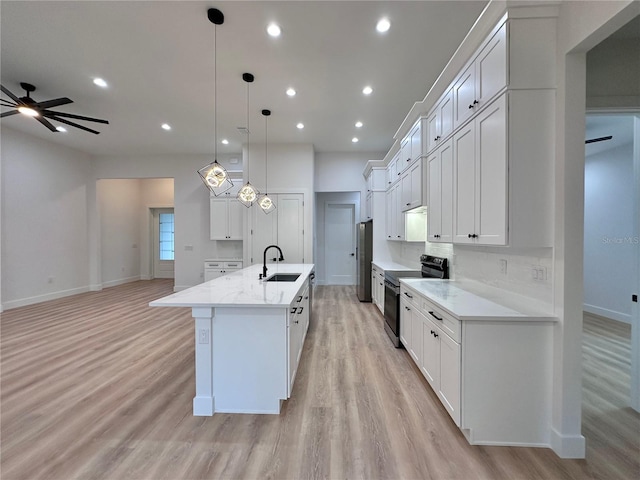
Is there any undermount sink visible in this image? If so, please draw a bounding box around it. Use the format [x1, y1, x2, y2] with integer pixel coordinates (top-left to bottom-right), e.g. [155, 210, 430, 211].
[264, 273, 301, 282]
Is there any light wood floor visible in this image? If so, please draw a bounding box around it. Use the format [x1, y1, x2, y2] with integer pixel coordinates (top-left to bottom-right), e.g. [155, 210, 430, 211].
[1, 281, 638, 479]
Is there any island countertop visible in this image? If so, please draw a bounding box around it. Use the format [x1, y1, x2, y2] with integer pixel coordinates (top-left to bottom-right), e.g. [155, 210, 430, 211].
[150, 263, 315, 309]
[400, 278, 556, 322]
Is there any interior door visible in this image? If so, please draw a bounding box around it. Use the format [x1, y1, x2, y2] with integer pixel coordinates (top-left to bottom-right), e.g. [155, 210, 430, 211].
[152, 208, 175, 279]
[325, 203, 355, 285]
[277, 194, 304, 263]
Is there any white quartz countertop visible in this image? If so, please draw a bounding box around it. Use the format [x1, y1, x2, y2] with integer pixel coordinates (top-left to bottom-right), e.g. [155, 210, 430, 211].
[400, 279, 556, 322]
[150, 264, 315, 309]
[372, 260, 419, 271]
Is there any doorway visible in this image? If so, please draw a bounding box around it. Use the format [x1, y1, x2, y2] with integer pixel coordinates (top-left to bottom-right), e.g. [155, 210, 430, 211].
[325, 203, 356, 285]
[152, 208, 175, 279]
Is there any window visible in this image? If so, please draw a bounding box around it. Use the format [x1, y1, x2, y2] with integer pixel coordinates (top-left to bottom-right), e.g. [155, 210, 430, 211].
[159, 213, 174, 261]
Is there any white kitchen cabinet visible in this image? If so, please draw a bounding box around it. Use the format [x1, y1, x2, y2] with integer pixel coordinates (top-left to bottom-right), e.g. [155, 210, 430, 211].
[371, 266, 378, 305]
[386, 151, 400, 188]
[453, 94, 507, 245]
[453, 23, 507, 129]
[427, 138, 454, 243]
[204, 260, 243, 281]
[399, 136, 411, 173]
[400, 159, 424, 212]
[210, 193, 243, 240]
[399, 118, 427, 175]
[385, 182, 405, 241]
[427, 89, 454, 153]
[250, 193, 304, 264]
[288, 278, 310, 393]
[401, 292, 425, 367]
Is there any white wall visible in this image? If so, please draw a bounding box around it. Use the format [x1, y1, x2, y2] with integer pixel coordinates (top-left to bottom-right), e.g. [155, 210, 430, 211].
[97, 179, 142, 287]
[1, 127, 91, 309]
[552, 0, 638, 458]
[584, 130, 635, 323]
[92, 153, 240, 290]
[315, 191, 360, 285]
[139, 178, 174, 279]
[587, 36, 640, 109]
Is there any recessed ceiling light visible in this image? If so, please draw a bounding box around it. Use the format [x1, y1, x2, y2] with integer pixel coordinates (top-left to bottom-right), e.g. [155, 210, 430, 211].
[161, 123, 171, 131]
[267, 23, 281, 37]
[376, 18, 391, 33]
[93, 77, 108, 88]
[352, 137, 359, 143]
[296, 123, 304, 129]
[286, 88, 296, 97]
[362, 86, 373, 95]
[355, 121, 363, 128]
[221, 139, 229, 145]
[56, 126, 67, 132]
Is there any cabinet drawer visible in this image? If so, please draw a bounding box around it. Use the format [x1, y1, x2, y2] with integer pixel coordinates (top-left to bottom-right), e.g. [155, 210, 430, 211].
[224, 261, 242, 269]
[205, 262, 222, 268]
[421, 297, 460, 343]
[400, 286, 420, 309]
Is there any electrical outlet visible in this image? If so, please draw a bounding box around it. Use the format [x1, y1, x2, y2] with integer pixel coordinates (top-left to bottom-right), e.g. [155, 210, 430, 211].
[198, 329, 209, 344]
[499, 259, 507, 274]
[185, 245, 194, 251]
[531, 266, 547, 282]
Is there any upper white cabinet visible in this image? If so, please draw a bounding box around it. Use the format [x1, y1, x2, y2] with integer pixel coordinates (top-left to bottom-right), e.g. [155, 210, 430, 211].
[453, 23, 507, 129]
[427, 89, 454, 153]
[427, 138, 454, 243]
[386, 151, 400, 187]
[399, 117, 427, 174]
[401, 160, 424, 212]
[210, 191, 243, 240]
[453, 95, 507, 245]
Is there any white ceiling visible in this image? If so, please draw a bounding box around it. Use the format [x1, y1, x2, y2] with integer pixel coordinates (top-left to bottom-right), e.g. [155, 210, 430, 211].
[0, 1, 488, 157]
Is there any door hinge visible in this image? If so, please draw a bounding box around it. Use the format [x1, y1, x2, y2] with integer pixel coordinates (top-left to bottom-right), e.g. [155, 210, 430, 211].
[250, 229, 253, 235]
[633, 294, 638, 303]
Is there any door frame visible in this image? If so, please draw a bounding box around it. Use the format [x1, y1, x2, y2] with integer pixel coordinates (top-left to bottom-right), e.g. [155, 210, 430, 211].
[324, 201, 356, 285]
[148, 206, 175, 279]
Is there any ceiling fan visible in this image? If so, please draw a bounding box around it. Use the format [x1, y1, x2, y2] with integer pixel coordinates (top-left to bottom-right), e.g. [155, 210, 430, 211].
[0, 82, 109, 134]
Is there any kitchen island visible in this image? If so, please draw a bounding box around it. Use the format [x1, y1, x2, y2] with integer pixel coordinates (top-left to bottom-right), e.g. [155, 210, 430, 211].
[150, 263, 315, 416]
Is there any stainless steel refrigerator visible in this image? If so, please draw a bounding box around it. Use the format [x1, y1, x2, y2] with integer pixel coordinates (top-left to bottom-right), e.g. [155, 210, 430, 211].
[356, 220, 373, 302]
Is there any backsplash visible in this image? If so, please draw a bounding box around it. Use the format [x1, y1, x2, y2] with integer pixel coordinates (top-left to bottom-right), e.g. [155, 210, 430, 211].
[425, 242, 553, 309]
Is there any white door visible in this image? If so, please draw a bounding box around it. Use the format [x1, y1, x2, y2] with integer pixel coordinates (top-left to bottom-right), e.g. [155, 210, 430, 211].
[152, 208, 174, 279]
[277, 194, 304, 263]
[325, 203, 355, 285]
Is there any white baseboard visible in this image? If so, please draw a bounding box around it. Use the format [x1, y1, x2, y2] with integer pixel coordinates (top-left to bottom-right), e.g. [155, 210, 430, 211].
[583, 304, 631, 324]
[102, 275, 141, 289]
[549, 427, 586, 459]
[174, 284, 192, 292]
[2, 286, 90, 311]
[140, 274, 152, 280]
[89, 284, 103, 291]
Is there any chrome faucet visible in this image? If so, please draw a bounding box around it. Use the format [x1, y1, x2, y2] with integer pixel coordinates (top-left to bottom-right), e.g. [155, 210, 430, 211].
[261, 245, 284, 279]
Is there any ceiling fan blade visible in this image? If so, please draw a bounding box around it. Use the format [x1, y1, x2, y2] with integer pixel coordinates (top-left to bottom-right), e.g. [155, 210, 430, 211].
[35, 115, 58, 132]
[1, 84, 21, 103]
[34, 97, 73, 109]
[585, 135, 613, 144]
[1, 100, 18, 107]
[42, 110, 108, 124]
[1, 110, 20, 118]
[47, 114, 101, 134]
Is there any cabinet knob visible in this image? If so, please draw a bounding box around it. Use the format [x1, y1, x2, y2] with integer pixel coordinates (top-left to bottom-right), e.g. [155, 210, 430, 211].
[433, 332, 439, 338]
[430, 330, 435, 335]
[468, 233, 478, 239]
[407, 158, 411, 162]
[406, 203, 410, 206]
[405, 306, 410, 311]
[473, 100, 479, 105]
[468, 104, 474, 109]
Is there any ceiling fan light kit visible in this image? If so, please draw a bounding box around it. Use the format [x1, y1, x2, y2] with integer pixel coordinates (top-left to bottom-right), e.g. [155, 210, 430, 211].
[198, 7, 234, 197]
[0, 82, 109, 134]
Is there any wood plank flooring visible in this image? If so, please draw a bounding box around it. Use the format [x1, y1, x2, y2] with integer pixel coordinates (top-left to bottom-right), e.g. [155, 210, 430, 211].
[1, 281, 638, 479]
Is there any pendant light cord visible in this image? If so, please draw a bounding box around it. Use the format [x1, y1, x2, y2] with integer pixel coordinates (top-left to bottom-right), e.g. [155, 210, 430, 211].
[264, 114, 268, 194]
[246, 80, 250, 181]
[213, 25, 217, 160]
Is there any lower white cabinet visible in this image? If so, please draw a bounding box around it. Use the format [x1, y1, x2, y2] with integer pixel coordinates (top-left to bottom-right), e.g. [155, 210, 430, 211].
[204, 260, 243, 281]
[400, 281, 555, 447]
[288, 279, 310, 394]
[371, 264, 385, 314]
[402, 288, 461, 425]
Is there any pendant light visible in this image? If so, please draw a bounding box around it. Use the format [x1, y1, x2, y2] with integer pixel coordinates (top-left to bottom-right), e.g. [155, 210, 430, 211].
[237, 73, 260, 208]
[197, 8, 233, 196]
[258, 109, 276, 214]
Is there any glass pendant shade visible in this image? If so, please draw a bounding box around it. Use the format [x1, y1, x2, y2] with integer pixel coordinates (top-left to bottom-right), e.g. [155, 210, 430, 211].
[237, 181, 260, 207]
[198, 159, 233, 196]
[258, 193, 276, 214]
